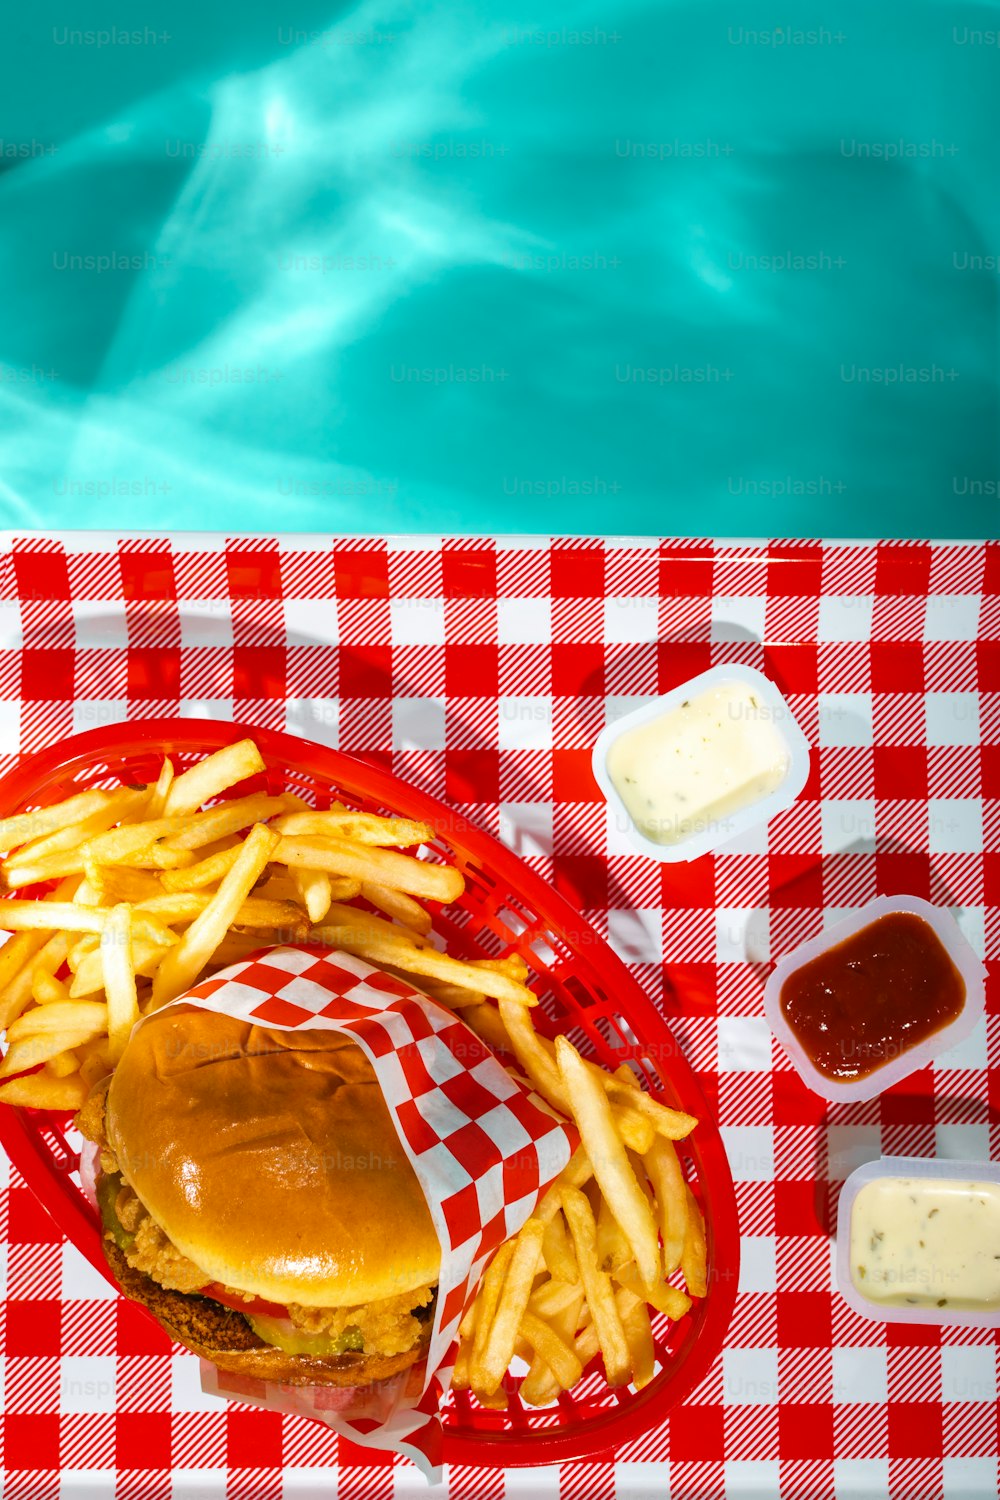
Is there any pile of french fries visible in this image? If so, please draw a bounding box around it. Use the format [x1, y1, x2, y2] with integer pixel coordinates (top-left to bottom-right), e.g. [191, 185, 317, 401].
[0, 736, 708, 1406]
[452, 1031, 707, 1407]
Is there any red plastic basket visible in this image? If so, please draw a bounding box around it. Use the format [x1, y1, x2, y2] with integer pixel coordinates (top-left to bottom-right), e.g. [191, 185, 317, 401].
[0, 718, 738, 1468]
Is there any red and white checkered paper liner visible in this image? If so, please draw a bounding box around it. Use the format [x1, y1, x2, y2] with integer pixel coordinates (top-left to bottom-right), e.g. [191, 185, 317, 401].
[0, 532, 998, 1500]
[167, 943, 572, 1477]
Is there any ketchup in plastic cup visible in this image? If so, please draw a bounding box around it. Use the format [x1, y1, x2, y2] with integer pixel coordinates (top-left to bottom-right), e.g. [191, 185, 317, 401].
[764, 895, 987, 1104]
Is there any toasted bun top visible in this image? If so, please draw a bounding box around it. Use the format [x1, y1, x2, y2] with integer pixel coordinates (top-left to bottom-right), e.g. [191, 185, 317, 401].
[105, 1004, 440, 1308]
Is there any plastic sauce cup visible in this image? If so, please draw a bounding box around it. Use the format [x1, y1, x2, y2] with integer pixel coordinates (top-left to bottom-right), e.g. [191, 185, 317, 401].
[763, 894, 987, 1103]
[836, 1157, 1000, 1329]
[591, 664, 811, 863]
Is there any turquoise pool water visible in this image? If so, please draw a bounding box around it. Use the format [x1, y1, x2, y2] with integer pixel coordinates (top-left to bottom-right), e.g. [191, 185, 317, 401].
[1, 1, 998, 536]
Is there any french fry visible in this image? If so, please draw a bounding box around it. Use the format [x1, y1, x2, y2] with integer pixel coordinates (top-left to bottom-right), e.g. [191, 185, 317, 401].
[0, 930, 50, 1002]
[469, 1240, 516, 1388]
[518, 1311, 584, 1390]
[604, 1077, 698, 1141]
[458, 1292, 480, 1343]
[615, 1286, 656, 1389]
[518, 1365, 557, 1408]
[72, 877, 103, 908]
[534, 1036, 657, 1152]
[556, 1035, 660, 1287]
[275, 835, 463, 904]
[147, 758, 175, 818]
[163, 739, 266, 818]
[0, 928, 73, 1029]
[0, 879, 80, 1021]
[609, 1102, 655, 1155]
[102, 905, 138, 1063]
[419, 976, 482, 1007]
[0, 920, 59, 982]
[133, 893, 209, 925]
[67, 933, 100, 972]
[78, 1036, 113, 1091]
[644, 1136, 688, 1275]
[596, 1192, 632, 1273]
[529, 1276, 584, 1320]
[321, 902, 431, 950]
[262, 874, 360, 906]
[85, 867, 164, 905]
[0, 788, 118, 855]
[9, 787, 148, 866]
[103, 845, 197, 871]
[681, 1186, 708, 1298]
[542, 1208, 579, 1283]
[233, 897, 309, 935]
[450, 1340, 472, 1391]
[3, 824, 192, 885]
[9, 1001, 109, 1041]
[627, 1147, 656, 1210]
[132, 913, 181, 949]
[475, 954, 531, 983]
[1, 1029, 87, 1079]
[31, 969, 69, 1006]
[0, 1036, 71, 1077]
[498, 999, 569, 1108]
[395, 977, 486, 1012]
[75, 816, 188, 861]
[160, 794, 290, 852]
[613, 1263, 693, 1322]
[510, 1019, 648, 1156]
[560, 1187, 631, 1386]
[203, 932, 272, 970]
[360, 881, 432, 936]
[150, 824, 280, 1009]
[189, 834, 242, 860]
[70, 936, 173, 1000]
[475, 1386, 509, 1411]
[0, 901, 176, 949]
[46, 1049, 80, 1080]
[1, 1005, 110, 1077]
[6, 819, 100, 874]
[535, 1148, 594, 1224]
[274, 808, 434, 848]
[314, 923, 536, 1006]
[460, 1002, 511, 1054]
[1, 959, 54, 1033]
[472, 1218, 545, 1396]
[0, 1072, 88, 1109]
[504, 1009, 656, 1155]
[288, 867, 330, 925]
[247, 874, 292, 902]
[135, 890, 305, 936]
[159, 844, 241, 893]
[520, 1292, 591, 1408]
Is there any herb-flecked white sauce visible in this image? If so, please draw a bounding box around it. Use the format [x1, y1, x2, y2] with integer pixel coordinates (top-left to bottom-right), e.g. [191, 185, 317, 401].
[850, 1176, 1000, 1309]
[607, 681, 789, 846]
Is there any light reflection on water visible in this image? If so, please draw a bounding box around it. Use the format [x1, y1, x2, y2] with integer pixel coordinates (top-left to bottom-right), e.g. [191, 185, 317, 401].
[0, 0, 998, 535]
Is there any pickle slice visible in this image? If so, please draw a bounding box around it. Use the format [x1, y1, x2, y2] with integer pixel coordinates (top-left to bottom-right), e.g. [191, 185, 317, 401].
[96, 1172, 135, 1253]
[247, 1313, 364, 1356]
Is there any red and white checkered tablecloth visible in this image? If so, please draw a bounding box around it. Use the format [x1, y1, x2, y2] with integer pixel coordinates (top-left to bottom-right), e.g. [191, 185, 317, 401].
[0, 532, 997, 1500]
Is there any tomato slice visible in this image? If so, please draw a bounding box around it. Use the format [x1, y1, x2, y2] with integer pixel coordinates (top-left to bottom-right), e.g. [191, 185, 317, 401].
[199, 1282, 290, 1319]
